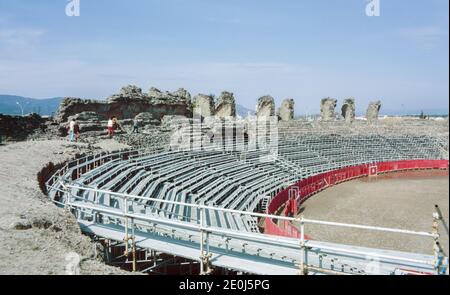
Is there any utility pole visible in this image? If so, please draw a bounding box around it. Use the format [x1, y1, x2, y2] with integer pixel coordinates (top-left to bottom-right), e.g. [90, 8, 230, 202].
[16, 101, 24, 116]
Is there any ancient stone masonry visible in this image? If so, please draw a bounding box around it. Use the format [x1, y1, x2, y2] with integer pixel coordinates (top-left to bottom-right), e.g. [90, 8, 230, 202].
[147, 87, 165, 99]
[0, 113, 48, 141]
[54, 85, 192, 123]
[278, 98, 295, 121]
[171, 88, 192, 105]
[134, 112, 161, 126]
[55, 98, 106, 123]
[67, 111, 104, 132]
[215, 91, 236, 118]
[341, 98, 356, 123]
[109, 84, 143, 101]
[366, 100, 382, 122]
[145, 87, 192, 107]
[256, 95, 275, 118]
[193, 94, 215, 118]
[320, 98, 337, 121]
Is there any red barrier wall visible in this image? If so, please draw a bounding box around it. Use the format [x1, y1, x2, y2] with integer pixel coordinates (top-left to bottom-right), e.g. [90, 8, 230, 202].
[265, 159, 449, 238]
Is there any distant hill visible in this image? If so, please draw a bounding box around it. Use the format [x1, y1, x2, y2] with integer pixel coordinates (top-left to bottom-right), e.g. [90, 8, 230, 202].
[0, 95, 63, 116]
[0, 95, 257, 118]
[0, 95, 256, 118]
[2, 95, 445, 118]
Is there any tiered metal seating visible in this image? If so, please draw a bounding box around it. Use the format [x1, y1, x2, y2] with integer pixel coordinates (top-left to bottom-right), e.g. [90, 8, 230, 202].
[49, 120, 448, 235]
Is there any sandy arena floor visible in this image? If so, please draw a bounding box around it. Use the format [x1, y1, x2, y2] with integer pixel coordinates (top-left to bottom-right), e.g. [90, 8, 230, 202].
[295, 170, 449, 255]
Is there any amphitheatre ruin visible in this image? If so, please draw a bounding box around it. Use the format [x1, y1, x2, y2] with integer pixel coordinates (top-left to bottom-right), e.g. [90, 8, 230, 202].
[0, 85, 448, 275]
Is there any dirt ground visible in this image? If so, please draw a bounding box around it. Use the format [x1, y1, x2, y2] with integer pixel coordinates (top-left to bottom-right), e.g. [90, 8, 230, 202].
[0, 139, 132, 275]
[296, 170, 449, 255]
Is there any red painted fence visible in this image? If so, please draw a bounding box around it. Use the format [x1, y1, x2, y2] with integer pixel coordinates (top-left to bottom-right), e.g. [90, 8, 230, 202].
[265, 159, 449, 238]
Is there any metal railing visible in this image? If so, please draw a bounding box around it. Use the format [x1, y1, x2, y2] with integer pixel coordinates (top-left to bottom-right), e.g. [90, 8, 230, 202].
[51, 182, 448, 275]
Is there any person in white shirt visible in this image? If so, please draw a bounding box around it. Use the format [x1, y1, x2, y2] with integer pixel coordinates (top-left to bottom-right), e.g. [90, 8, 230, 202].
[132, 117, 139, 134]
[68, 119, 76, 141]
[107, 116, 115, 138]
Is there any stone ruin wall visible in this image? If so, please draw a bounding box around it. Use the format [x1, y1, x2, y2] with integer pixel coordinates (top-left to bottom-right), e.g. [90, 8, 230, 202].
[54, 85, 192, 124]
[341, 98, 356, 123]
[278, 98, 295, 121]
[55, 98, 190, 123]
[52, 84, 384, 128]
[215, 91, 236, 118]
[193, 94, 215, 118]
[366, 100, 382, 122]
[320, 98, 337, 121]
[256, 95, 275, 118]
[0, 113, 48, 140]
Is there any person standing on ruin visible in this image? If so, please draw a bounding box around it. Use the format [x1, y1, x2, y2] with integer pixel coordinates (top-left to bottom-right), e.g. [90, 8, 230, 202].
[113, 116, 121, 131]
[107, 116, 114, 138]
[68, 118, 76, 141]
[73, 120, 80, 141]
[132, 117, 139, 134]
[113, 116, 124, 133]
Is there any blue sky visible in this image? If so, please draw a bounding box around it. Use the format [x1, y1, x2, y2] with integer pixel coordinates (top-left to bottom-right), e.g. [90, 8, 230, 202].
[0, 0, 448, 114]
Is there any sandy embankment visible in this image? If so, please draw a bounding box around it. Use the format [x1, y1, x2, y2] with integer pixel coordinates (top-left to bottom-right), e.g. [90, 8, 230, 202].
[0, 139, 132, 274]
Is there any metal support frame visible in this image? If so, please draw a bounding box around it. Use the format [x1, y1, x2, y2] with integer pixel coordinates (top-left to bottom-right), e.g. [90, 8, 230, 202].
[432, 205, 448, 275]
[122, 196, 137, 271]
[299, 215, 307, 275]
[199, 207, 212, 275]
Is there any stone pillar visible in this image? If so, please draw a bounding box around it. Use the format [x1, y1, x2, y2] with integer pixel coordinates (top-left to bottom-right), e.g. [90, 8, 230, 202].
[366, 100, 381, 122]
[215, 91, 236, 118]
[341, 98, 355, 123]
[320, 98, 337, 121]
[278, 98, 295, 121]
[193, 94, 215, 118]
[256, 95, 275, 118]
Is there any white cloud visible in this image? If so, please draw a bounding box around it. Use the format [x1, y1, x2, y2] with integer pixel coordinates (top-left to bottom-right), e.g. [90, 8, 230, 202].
[0, 27, 45, 52]
[398, 26, 446, 49]
[0, 59, 309, 104]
